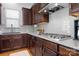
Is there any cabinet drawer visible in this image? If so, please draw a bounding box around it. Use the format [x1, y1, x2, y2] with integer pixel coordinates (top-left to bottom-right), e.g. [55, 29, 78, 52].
[43, 47, 57, 56]
[59, 45, 79, 56]
[69, 50, 79, 56]
[44, 40, 57, 52]
[59, 46, 71, 56]
[1, 35, 12, 40]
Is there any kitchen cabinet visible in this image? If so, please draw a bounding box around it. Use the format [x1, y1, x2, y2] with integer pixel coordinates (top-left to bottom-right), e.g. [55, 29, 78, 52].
[1, 33, 79, 56]
[70, 3, 79, 17]
[42, 40, 58, 56]
[31, 3, 49, 24]
[22, 8, 32, 25]
[0, 34, 23, 52]
[43, 47, 57, 56]
[29, 36, 43, 56]
[10, 35, 23, 49]
[29, 36, 36, 56]
[0, 35, 12, 51]
[22, 34, 31, 48]
[35, 37, 43, 56]
[0, 39, 11, 51]
[59, 45, 79, 56]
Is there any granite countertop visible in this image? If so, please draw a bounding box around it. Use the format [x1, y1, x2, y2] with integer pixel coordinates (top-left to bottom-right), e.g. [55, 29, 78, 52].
[26, 32, 79, 51]
[0, 32, 23, 35]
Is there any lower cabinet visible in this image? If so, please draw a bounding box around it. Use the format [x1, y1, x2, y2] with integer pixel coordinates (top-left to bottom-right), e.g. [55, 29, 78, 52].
[42, 40, 58, 56]
[35, 37, 43, 56]
[29, 36, 36, 56]
[43, 47, 57, 56]
[59, 45, 79, 56]
[0, 39, 11, 51]
[29, 36, 58, 56]
[22, 34, 31, 48]
[10, 39, 23, 49]
[1, 34, 79, 56]
[0, 34, 25, 52]
[29, 36, 43, 56]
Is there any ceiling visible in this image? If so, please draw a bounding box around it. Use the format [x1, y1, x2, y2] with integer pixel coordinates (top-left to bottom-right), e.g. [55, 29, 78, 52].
[2, 3, 34, 9]
[18, 3, 34, 9]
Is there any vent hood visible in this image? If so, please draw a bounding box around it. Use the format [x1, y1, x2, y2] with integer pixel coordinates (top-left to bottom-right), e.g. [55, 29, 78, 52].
[38, 3, 69, 14]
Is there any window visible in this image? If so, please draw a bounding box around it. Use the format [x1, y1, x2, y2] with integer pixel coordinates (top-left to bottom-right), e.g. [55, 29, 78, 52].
[5, 9, 20, 27]
[74, 20, 79, 39]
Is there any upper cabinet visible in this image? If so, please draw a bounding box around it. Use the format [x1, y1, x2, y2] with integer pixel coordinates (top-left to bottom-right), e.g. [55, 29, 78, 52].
[22, 8, 32, 25]
[31, 3, 49, 24]
[22, 3, 49, 25]
[0, 4, 1, 25]
[70, 3, 79, 17]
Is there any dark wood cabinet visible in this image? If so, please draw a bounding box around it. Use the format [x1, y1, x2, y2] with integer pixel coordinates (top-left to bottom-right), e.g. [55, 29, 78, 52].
[42, 40, 57, 56]
[29, 36, 43, 56]
[22, 8, 32, 25]
[43, 40, 57, 52]
[31, 3, 49, 24]
[22, 34, 31, 48]
[70, 3, 79, 17]
[22, 3, 49, 25]
[43, 47, 57, 56]
[29, 35, 58, 56]
[1, 39, 11, 51]
[10, 35, 23, 49]
[59, 45, 79, 56]
[0, 34, 23, 52]
[1, 33, 79, 56]
[0, 35, 12, 51]
[29, 36, 36, 56]
[35, 37, 43, 56]
[59, 46, 71, 56]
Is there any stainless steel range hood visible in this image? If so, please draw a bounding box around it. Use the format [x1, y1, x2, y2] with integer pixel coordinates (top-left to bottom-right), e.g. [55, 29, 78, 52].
[38, 3, 68, 14]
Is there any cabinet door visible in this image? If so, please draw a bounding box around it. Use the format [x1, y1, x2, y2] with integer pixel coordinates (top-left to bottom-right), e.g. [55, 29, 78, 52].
[22, 34, 28, 47]
[32, 3, 49, 24]
[69, 50, 79, 56]
[70, 3, 79, 16]
[29, 36, 36, 56]
[59, 45, 79, 56]
[10, 39, 23, 49]
[22, 8, 32, 25]
[10, 35, 23, 49]
[43, 47, 57, 56]
[1, 40, 11, 51]
[43, 40, 57, 53]
[32, 4, 38, 24]
[71, 3, 79, 12]
[22, 34, 31, 48]
[32, 3, 41, 24]
[35, 37, 42, 56]
[59, 46, 71, 56]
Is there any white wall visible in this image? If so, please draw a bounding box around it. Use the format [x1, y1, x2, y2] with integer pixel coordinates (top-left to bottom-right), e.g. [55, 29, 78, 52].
[41, 6, 77, 37]
[0, 3, 34, 33]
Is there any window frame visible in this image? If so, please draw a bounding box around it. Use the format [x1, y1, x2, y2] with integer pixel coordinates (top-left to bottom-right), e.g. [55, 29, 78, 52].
[4, 8, 20, 28]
